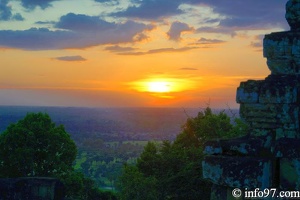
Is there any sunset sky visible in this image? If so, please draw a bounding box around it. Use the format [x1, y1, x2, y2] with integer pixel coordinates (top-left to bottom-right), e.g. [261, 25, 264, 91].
[0, 0, 288, 108]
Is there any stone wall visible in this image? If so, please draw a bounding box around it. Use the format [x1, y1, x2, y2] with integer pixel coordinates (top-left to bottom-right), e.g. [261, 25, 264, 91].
[0, 177, 65, 200]
[202, 0, 300, 199]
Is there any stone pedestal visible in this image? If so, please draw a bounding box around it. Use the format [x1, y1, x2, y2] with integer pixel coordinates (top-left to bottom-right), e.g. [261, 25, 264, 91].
[202, 0, 300, 199]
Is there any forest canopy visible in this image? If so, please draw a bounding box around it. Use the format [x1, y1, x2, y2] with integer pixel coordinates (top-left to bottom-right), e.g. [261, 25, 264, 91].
[117, 107, 247, 200]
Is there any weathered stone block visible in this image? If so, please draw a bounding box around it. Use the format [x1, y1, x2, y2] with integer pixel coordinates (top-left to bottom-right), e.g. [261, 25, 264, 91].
[203, 136, 272, 156]
[240, 103, 299, 131]
[264, 32, 300, 74]
[275, 138, 300, 157]
[236, 80, 262, 104]
[275, 128, 299, 139]
[259, 84, 297, 104]
[286, 0, 300, 31]
[203, 140, 222, 155]
[266, 59, 296, 75]
[250, 128, 272, 137]
[202, 156, 272, 189]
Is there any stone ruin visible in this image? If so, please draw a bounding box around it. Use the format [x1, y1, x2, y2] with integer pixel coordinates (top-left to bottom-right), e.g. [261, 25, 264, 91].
[0, 177, 64, 200]
[202, 0, 300, 199]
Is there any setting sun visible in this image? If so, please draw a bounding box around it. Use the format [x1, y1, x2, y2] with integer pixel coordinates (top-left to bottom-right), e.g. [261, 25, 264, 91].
[148, 81, 171, 93]
[128, 76, 198, 100]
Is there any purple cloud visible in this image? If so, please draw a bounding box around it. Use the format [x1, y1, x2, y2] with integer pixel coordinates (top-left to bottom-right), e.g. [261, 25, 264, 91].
[196, 26, 237, 37]
[54, 55, 86, 61]
[94, 0, 119, 5]
[208, 1, 286, 28]
[179, 68, 198, 71]
[197, 38, 225, 44]
[118, 47, 198, 55]
[198, 0, 288, 32]
[55, 13, 115, 31]
[20, 0, 61, 10]
[94, 0, 113, 2]
[167, 21, 194, 41]
[113, 0, 182, 20]
[104, 45, 136, 53]
[0, 13, 150, 50]
[0, 0, 24, 21]
[35, 21, 56, 25]
[114, 0, 287, 33]
[250, 35, 264, 49]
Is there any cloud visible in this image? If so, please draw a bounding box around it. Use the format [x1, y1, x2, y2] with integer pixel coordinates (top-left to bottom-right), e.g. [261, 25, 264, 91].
[94, 0, 119, 5]
[0, 13, 150, 50]
[113, 0, 182, 20]
[250, 42, 262, 48]
[195, 0, 288, 34]
[94, 0, 113, 2]
[54, 55, 86, 61]
[118, 47, 198, 55]
[0, 1, 288, 49]
[197, 38, 225, 44]
[188, 38, 226, 47]
[12, 13, 24, 21]
[35, 21, 55, 25]
[55, 13, 115, 31]
[20, 0, 61, 10]
[115, 1, 286, 27]
[133, 33, 150, 42]
[250, 34, 264, 49]
[0, 0, 24, 21]
[104, 45, 136, 53]
[0, 28, 72, 50]
[196, 26, 237, 37]
[0, 0, 11, 21]
[114, 0, 287, 34]
[208, 1, 287, 29]
[179, 68, 198, 71]
[167, 21, 194, 41]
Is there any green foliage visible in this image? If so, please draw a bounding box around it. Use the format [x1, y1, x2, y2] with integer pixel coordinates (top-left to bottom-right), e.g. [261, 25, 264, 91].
[0, 112, 77, 178]
[0, 112, 117, 200]
[62, 171, 117, 200]
[74, 141, 145, 189]
[180, 107, 247, 147]
[117, 164, 158, 200]
[137, 142, 161, 177]
[117, 107, 246, 199]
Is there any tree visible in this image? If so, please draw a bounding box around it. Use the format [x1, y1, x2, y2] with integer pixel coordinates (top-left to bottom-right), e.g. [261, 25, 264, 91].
[62, 171, 117, 200]
[117, 164, 158, 200]
[118, 107, 247, 199]
[0, 112, 77, 178]
[136, 142, 161, 177]
[0, 112, 118, 199]
[179, 107, 247, 148]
